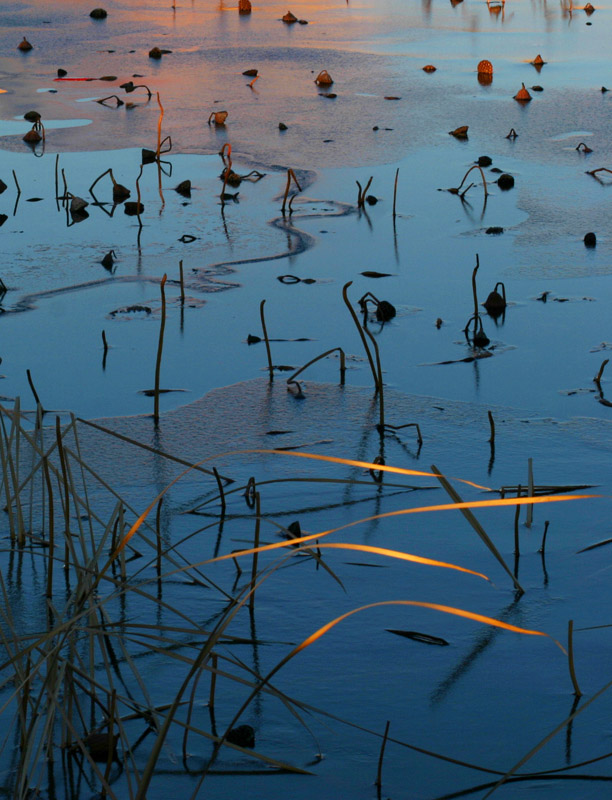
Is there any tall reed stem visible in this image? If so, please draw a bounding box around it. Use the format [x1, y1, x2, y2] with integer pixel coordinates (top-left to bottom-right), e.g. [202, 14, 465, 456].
[153, 275, 167, 423]
[260, 300, 274, 383]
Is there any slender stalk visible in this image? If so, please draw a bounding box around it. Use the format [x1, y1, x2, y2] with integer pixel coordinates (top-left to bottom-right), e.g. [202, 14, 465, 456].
[213, 467, 226, 516]
[26, 368, 42, 409]
[487, 410, 495, 444]
[43, 456, 54, 599]
[514, 485, 521, 556]
[259, 300, 274, 383]
[568, 620, 582, 697]
[375, 720, 390, 790]
[392, 168, 399, 218]
[526, 457, 534, 528]
[249, 492, 261, 611]
[342, 282, 379, 391]
[179, 259, 185, 303]
[155, 497, 163, 577]
[153, 275, 167, 423]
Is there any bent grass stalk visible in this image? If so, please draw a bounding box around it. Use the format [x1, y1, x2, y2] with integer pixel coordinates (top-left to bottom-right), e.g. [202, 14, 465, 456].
[153, 274, 167, 423]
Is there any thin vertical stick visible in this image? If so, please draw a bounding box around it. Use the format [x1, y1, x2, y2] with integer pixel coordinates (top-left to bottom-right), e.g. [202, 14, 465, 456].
[155, 497, 163, 577]
[539, 520, 550, 555]
[26, 369, 42, 408]
[179, 259, 185, 303]
[102, 689, 116, 794]
[249, 491, 261, 611]
[375, 720, 390, 790]
[209, 653, 218, 710]
[392, 168, 399, 218]
[487, 410, 495, 444]
[43, 456, 54, 599]
[156, 92, 165, 207]
[472, 254, 480, 322]
[514, 485, 522, 556]
[102, 330, 109, 354]
[526, 457, 534, 528]
[259, 300, 274, 383]
[568, 620, 582, 697]
[153, 275, 167, 423]
[12, 170, 21, 195]
[54, 154, 60, 211]
[212, 467, 226, 515]
[342, 282, 379, 390]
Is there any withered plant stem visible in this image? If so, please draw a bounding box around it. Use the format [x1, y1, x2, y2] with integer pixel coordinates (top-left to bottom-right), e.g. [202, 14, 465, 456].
[260, 299, 274, 383]
[488, 410, 495, 445]
[249, 491, 261, 612]
[153, 274, 167, 424]
[472, 254, 480, 321]
[103, 690, 116, 793]
[286, 347, 346, 389]
[54, 155, 59, 211]
[12, 170, 20, 195]
[43, 456, 54, 599]
[456, 164, 488, 198]
[526, 458, 534, 528]
[392, 168, 399, 218]
[102, 330, 108, 354]
[375, 720, 391, 791]
[540, 520, 550, 555]
[155, 497, 163, 577]
[363, 324, 384, 428]
[342, 282, 379, 391]
[26, 368, 42, 409]
[179, 259, 185, 303]
[213, 467, 226, 515]
[136, 163, 144, 229]
[568, 620, 582, 697]
[594, 358, 609, 386]
[209, 653, 218, 710]
[514, 485, 521, 556]
[281, 168, 301, 214]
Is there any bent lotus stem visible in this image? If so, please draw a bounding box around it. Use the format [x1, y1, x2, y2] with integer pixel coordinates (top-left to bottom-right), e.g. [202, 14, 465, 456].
[286, 347, 346, 389]
[281, 168, 302, 214]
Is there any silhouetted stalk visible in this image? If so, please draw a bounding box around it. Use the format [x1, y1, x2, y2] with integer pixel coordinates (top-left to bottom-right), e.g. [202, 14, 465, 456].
[136, 164, 144, 229]
[539, 520, 550, 555]
[392, 168, 399, 218]
[514, 485, 522, 556]
[363, 325, 384, 428]
[526, 458, 534, 528]
[26, 368, 42, 409]
[213, 467, 226, 516]
[101, 330, 109, 354]
[155, 497, 163, 577]
[102, 690, 116, 794]
[281, 169, 301, 214]
[54, 154, 59, 211]
[342, 282, 379, 391]
[43, 456, 54, 599]
[375, 720, 390, 792]
[179, 259, 185, 303]
[153, 274, 167, 423]
[568, 620, 582, 697]
[259, 300, 274, 383]
[488, 410, 495, 444]
[12, 169, 21, 195]
[286, 347, 346, 390]
[156, 92, 165, 207]
[209, 653, 218, 710]
[249, 491, 261, 612]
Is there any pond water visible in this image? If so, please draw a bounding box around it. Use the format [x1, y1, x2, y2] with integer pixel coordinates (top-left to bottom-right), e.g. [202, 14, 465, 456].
[2, 1, 612, 799]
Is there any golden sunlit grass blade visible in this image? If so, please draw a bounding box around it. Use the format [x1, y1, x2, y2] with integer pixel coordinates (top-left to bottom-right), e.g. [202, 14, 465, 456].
[306, 543, 491, 581]
[431, 464, 523, 593]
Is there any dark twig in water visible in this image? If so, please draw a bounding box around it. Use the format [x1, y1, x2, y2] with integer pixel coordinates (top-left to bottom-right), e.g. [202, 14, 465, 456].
[101, 330, 109, 354]
[179, 259, 185, 303]
[392, 168, 399, 218]
[381, 422, 422, 445]
[594, 358, 608, 387]
[375, 720, 391, 794]
[514, 485, 522, 556]
[260, 300, 274, 383]
[249, 490, 261, 612]
[26, 369, 42, 410]
[281, 169, 302, 214]
[286, 348, 346, 391]
[212, 467, 226, 516]
[356, 175, 373, 208]
[343, 282, 379, 391]
[539, 520, 550, 555]
[488, 411, 495, 444]
[567, 620, 582, 697]
[153, 274, 167, 424]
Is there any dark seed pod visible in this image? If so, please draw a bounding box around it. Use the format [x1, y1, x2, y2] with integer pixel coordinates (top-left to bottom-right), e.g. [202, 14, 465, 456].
[497, 173, 515, 190]
[226, 725, 255, 748]
[483, 282, 507, 316]
[376, 300, 396, 321]
[89, 8, 108, 18]
[584, 231, 597, 247]
[124, 201, 144, 215]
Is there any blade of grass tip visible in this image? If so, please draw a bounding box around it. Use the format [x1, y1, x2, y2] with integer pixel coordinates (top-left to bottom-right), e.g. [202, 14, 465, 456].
[431, 464, 524, 594]
[482, 673, 612, 798]
[203, 599, 564, 787]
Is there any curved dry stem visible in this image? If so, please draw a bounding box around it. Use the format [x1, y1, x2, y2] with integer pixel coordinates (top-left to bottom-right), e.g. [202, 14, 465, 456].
[342, 282, 379, 391]
[286, 347, 346, 388]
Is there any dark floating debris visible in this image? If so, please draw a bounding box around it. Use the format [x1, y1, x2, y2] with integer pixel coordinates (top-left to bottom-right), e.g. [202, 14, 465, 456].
[242, 68, 258, 76]
[449, 125, 469, 139]
[278, 122, 288, 130]
[18, 37, 33, 51]
[584, 2, 595, 13]
[531, 53, 546, 66]
[124, 201, 144, 216]
[149, 46, 163, 59]
[361, 271, 393, 278]
[319, 92, 337, 99]
[478, 155, 492, 167]
[505, 127, 518, 139]
[497, 173, 515, 190]
[282, 10, 298, 23]
[0, 179, 6, 195]
[514, 83, 532, 102]
[208, 110, 228, 125]
[238, 0, 252, 13]
[576, 141, 593, 153]
[109, 304, 151, 317]
[226, 724, 255, 748]
[386, 630, 450, 646]
[531, 85, 544, 92]
[483, 282, 507, 316]
[80, 732, 118, 763]
[24, 110, 40, 122]
[485, 226, 504, 235]
[247, 334, 261, 344]
[584, 231, 597, 247]
[57, 68, 67, 77]
[365, 195, 378, 205]
[175, 179, 191, 197]
[435, 317, 443, 329]
[89, 7, 107, 18]
[178, 234, 198, 243]
[422, 64, 437, 72]
[601, 86, 609, 93]
[384, 96, 401, 100]
[100, 250, 116, 271]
